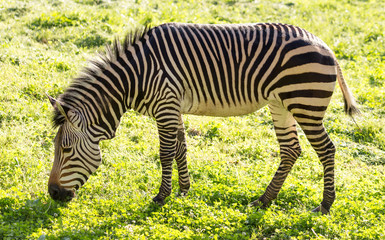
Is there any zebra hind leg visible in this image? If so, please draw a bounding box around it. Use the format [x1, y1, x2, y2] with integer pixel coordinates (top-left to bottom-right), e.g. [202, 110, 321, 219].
[175, 116, 190, 196]
[251, 102, 301, 209]
[296, 120, 336, 215]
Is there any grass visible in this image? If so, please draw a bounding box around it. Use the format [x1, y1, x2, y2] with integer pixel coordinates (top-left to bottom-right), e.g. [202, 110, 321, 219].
[0, 0, 385, 239]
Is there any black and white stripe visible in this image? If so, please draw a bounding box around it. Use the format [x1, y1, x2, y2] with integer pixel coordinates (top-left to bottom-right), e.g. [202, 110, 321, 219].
[48, 23, 359, 213]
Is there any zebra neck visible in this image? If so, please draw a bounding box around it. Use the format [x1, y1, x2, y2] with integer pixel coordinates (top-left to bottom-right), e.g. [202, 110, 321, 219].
[123, 51, 156, 117]
[98, 32, 157, 135]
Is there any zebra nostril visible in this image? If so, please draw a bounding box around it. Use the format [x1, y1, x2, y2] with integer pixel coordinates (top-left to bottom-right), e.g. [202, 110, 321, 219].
[48, 184, 74, 202]
[48, 183, 60, 200]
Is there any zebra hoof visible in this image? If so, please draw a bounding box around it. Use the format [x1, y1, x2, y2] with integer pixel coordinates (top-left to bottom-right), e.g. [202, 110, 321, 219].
[152, 195, 165, 206]
[250, 195, 270, 209]
[177, 191, 188, 197]
[311, 204, 329, 215]
[250, 199, 268, 209]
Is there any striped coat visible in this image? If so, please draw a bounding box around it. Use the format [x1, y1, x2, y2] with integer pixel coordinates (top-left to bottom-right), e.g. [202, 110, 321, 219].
[47, 23, 359, 214]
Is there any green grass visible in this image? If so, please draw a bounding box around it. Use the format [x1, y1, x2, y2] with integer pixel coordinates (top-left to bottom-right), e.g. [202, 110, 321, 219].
[1, 0, 385, 239]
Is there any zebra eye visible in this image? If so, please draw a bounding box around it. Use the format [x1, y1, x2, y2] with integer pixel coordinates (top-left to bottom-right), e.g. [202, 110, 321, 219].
[67, 110, 83, 129]
[61, 124, 79, 148]
[62, 135, 73, 148]
[61, 130, 80, 148]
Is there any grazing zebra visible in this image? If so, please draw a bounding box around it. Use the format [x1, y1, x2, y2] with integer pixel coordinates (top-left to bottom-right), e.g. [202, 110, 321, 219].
[47, 23, 359, 214]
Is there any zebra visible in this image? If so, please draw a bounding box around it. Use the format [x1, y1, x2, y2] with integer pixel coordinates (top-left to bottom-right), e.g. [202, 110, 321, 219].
[47, 23, 359, 214]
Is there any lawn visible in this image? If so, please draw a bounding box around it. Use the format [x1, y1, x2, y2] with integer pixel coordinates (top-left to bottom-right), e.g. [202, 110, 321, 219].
[0, 0, 384, 239]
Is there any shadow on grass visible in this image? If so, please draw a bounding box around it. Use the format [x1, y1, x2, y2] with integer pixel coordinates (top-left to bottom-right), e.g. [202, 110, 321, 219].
[0, 188, 324, 239]
[0, 194, 64, 239]
[0, 192, 169, 239]
[48, 191, 322, 239]
[52, 191, 267, 239]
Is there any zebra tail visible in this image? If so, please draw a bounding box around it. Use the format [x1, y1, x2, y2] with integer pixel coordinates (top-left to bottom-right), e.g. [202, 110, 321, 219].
[335, 61, 361, 117]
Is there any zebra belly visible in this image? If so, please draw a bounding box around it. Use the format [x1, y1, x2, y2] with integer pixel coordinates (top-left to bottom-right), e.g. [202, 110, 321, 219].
[181, 99, 267, 117]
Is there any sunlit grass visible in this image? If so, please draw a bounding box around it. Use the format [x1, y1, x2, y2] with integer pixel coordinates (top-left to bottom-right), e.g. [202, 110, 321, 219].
[1, 0, 385, 239]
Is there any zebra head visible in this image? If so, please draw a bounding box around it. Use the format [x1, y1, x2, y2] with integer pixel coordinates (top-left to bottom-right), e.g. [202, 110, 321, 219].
[47, 95, 102, 202]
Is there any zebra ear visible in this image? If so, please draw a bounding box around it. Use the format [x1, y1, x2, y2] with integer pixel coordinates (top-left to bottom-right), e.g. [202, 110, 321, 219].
[55, 101, 70, 122]
[46, 93, 57, 108]
[46, 93, 70, 122]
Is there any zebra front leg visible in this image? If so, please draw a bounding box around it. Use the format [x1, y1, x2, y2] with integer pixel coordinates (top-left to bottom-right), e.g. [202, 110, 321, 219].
[153, 118, 179, 206]
[252, 103, 301, 209]
[153, 149, 175, 205]
[175, 116, 190, 196]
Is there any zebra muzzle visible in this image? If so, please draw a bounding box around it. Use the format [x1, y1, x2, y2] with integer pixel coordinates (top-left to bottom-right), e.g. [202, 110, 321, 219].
[48, 183, 75, 202]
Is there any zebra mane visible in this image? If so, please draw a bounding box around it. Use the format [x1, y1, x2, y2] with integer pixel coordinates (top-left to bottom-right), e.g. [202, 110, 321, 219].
[52, 25, 152, 128]
[85, 25, 152, 76]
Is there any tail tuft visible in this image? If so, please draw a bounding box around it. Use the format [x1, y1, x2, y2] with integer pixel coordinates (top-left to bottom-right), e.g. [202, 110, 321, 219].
[343, 98, 361, 117]
[346, 103, 361, 117]
[336, 61, 360, 117]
